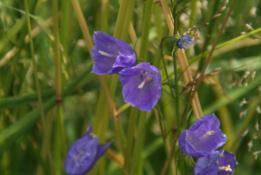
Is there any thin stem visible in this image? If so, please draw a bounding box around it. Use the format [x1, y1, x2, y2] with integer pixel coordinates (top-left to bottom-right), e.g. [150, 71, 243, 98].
[70, 0, 94, 51]
[189, 27, 261, 64]
[160, 37, 176, 99]
[139, 0, 154, 60]
[172, 47, 180, 135]
[156, 107, 175, 175]
[52, 0, 66, 174]
[131, 112, 147, 175]
[123, 108, 138, 174]
[24, 0, 45, 134]
[191, 0, 238, 105]
[24, 1, 51, 174]
[160, 0, 203, 119]
[189, 0, 197, 29]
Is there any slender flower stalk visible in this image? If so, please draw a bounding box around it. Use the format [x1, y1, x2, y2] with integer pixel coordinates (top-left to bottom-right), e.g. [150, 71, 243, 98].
[160, 0, 203, 119]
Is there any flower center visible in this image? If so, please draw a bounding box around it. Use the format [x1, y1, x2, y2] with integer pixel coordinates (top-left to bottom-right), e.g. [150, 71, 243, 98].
[189, 130, 215, 146]
[138, 70, 153, 89]
[201, 130, 214, 140]
[98, 50, 113, 57]
[219, 165, 232, 172]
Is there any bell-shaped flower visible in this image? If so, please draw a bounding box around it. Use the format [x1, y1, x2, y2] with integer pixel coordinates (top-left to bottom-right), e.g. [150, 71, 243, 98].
[177, 36, 194, 49]
[64, 126, 112, 175]
[194, 150, 236, 175]
[91, 31, 136, 75]
[119, 63, 161, 111]
[178, 114, 227, 157]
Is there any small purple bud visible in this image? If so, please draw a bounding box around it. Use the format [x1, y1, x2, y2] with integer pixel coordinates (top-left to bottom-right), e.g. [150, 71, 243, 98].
[64, 126, 112, 175]
[119, 63, 161, 111]
[91, 31, 136, 75]
[178, 114, 227, 157]
[177, 36, 194, 49]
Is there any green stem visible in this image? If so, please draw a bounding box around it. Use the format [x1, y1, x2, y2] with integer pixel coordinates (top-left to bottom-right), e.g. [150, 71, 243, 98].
[24, 0, 45, 132]
[123, 107, 138, 174]
[52, 0, 66, 174]
[160, 37, 176, 99]
[189, 0, 197, 29]
[139, 0, 154, 60]
[189, 29, 261, 65]
[0, 16, 25, 54]
[127, 2, 154, 174]
[172, 47, 180, 135]
[0, 65, 93, 147]
[131, 112, 147, 175]
[157, 106, 174, 175]
[24, 1, 50, 174]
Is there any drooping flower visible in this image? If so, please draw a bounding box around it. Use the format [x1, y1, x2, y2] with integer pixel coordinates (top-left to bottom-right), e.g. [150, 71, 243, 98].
[91, 31, 136, 75]
[177, 36, 194, 49]
[178, 114, 227, 157]
[119, 63, 161, 111]
[194, 150, 236, 175]
[64, 126, 112, 175]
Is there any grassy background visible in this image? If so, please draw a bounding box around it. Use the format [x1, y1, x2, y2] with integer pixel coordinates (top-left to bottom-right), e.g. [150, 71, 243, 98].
[0, 0, 261, 175]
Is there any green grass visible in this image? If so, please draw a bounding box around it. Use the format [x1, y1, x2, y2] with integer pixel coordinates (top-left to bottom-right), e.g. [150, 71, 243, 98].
[0, 0, 261, 175]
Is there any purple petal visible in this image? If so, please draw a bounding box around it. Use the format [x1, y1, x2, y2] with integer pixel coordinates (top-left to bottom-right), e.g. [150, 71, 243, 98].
[91, 31, 136, 75]
[217, 150, 236, 175]
[194, 150, 237, 175]
[194, 152, 220, 175]
[178, 114, 227, 157]
[64, 135, 99, 175]
[93, 31, 118, 54]
[91, 48, 117, 75]
[116, 38, 136, 56]
[119, 63, 161, 111]
[96, 141, 112, 159]
[177, 36, 194, 49]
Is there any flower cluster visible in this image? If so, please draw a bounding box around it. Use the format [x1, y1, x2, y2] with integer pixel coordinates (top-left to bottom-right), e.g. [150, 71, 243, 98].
[91, 31, 161, 111]
[178, 114, 237, 175]
[64, 126, 111, 175]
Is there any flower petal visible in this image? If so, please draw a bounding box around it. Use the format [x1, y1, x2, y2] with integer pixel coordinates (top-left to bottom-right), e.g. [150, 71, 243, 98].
[194, 152, 220, 175]
[177, 36, 194, 49]
[119, 63, 161, 111]
[194, 150, 236, 175]
[217, 150, 236, 175]
[64, 136, 99, 175]
[91, 31, 136, 75]
[178, 114, 227, 157]
[96, 141, 112, 159]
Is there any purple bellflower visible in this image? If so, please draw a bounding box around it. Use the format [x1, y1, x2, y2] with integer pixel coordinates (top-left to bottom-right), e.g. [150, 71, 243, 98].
[178, 114, 227, 157]
[177, 36, 194, 49]
[119, 63, 161, 111]
[64, 126, 112, 175]
[194, 150, 236, 175]
[91, 31, 136, 75]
